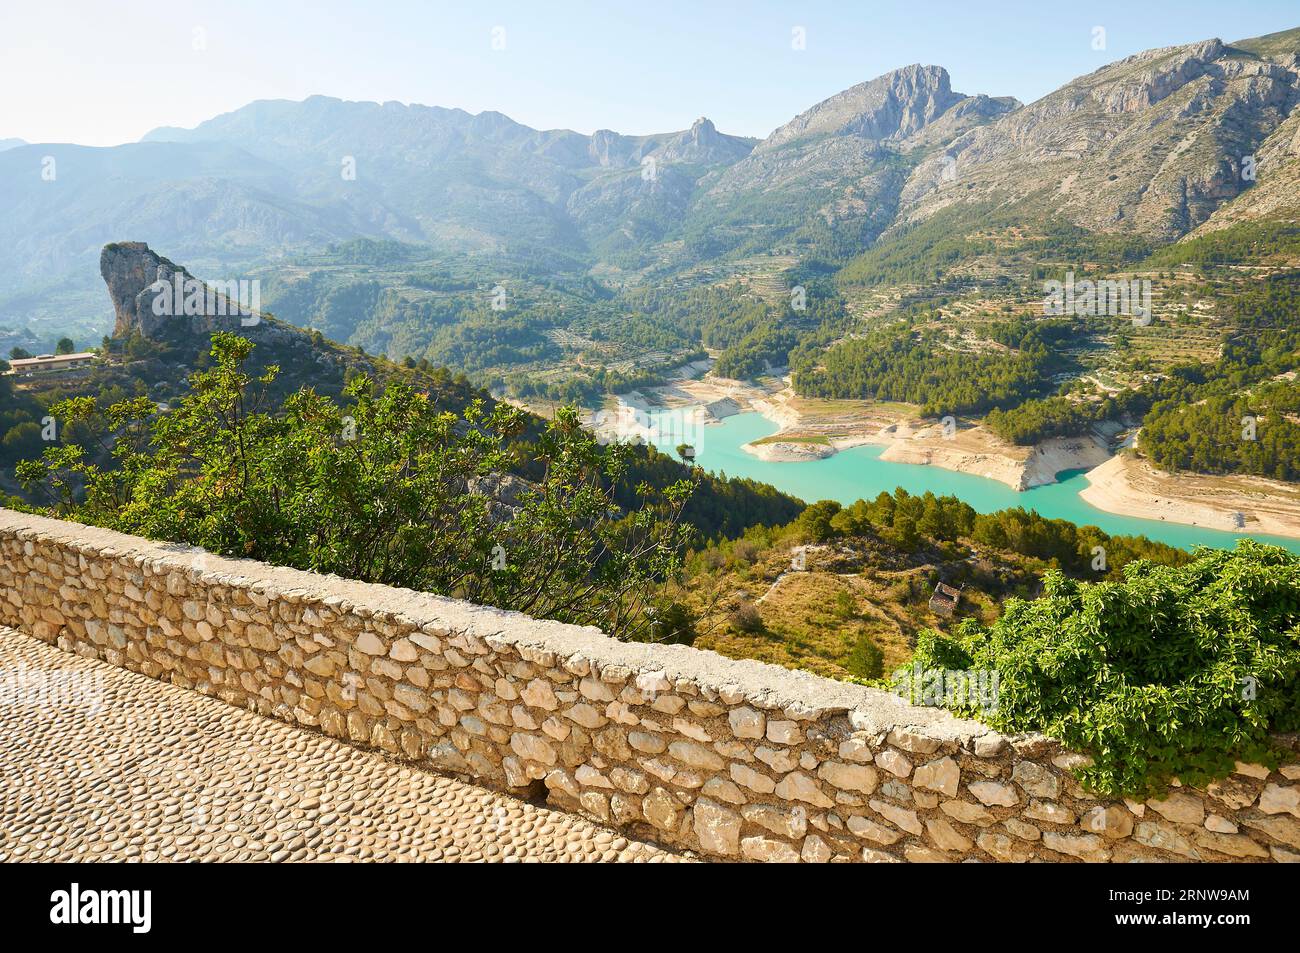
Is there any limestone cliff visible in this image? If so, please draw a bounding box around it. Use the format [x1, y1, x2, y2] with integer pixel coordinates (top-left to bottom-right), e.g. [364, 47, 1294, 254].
[101, 242, 174, 338]
[96, 241, 408, 407]
[897, 30, 1300, 240]
[100, 241, 296, 347]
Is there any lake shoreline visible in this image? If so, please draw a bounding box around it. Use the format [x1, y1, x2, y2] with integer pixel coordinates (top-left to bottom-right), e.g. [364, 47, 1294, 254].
[738, 391, 1300, 543]
[1080, 454, 1300, 542]
[739, 403, 1115, 493]
[588, 367, 1300, 550]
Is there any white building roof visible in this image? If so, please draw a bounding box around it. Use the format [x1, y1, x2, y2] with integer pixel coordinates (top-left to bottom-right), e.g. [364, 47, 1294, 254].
[10, 351, 96, 367]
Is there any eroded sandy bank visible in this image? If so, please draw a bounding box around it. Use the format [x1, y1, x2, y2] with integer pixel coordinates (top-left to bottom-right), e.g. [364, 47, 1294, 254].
[871, 427, 1113, 491]
[1079, 453, 1300, 540]
[740, 406, 1114, 492]
[743, 440, 837, 462]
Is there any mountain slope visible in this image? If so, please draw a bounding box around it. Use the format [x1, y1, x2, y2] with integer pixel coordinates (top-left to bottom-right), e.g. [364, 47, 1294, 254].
[143, 96, 756, 258]
[1181, 109, 1300, 242]
[682, 65, 1018, 261]
[1180, 32, 1300, 241]
[0, 140, 368, 294]
[0, 99, 759, 332]
[4, 25, 1300, 354]
[895, 33, 1300, 242]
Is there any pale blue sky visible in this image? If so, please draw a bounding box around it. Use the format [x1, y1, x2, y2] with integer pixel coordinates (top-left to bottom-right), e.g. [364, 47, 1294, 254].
[4, 0, 1297, 145]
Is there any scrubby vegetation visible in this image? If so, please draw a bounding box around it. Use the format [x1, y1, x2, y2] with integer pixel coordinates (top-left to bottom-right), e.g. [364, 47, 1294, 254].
[985, 395, 1116, 445]
[17, 334, 701, 643]
[795, 490, 1189, 577]
[1126, 274, 1300, 477]
[836, 202, 1151, 289]
[1143, 220, 1300, 267]
[906, 542, 1300, 796]
[793, 325, 1058, 416]
[1142, 392, 1300, 481]
[676, 487, 1193, 682]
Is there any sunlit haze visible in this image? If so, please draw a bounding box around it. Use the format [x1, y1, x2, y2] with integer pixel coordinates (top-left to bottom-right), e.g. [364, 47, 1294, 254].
[4, 0, 1298, 144]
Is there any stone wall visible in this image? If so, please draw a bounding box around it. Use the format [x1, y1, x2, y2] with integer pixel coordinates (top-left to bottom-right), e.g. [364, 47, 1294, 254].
[1, 507, 1297, 862]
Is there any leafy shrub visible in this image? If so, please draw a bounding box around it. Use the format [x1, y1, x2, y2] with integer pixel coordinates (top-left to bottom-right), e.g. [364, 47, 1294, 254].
[844, 634, 884, 680]
[906, 542, 1300, 796]
[17, 333, 698, 643]
[833, 590, 856, 621]
[646, 600, 698, 646]
[797, 499, 842, 542]
[731, 601, 764, 634]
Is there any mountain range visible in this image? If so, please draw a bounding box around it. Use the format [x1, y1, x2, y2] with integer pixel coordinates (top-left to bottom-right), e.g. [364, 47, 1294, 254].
[1, 26, 1298, 348]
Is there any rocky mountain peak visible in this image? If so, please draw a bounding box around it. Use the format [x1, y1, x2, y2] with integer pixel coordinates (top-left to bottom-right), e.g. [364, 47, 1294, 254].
[587, 129, 625, 166]
[690, 117, 717, 137]
[895, 29, 1300, 242]
[652, 117, 755, 166]
[759, 63, 964, 151]
[1078, 37, 1235, 115]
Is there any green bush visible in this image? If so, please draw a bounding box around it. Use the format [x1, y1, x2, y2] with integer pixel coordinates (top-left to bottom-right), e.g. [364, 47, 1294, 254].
[845, 634, 884, 680]
[731, 601, 764, 634]
[905, 542, 1300, 796]
[17, 333, 698, 644]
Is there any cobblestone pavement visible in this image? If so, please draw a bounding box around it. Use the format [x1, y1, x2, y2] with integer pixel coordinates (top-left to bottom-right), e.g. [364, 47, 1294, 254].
[0, 629, 689, 862]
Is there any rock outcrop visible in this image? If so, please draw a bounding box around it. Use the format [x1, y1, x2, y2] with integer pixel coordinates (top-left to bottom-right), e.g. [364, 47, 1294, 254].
[586, 118, 755, 169]
[101, 241, 169, 338]
[100, 241, 295, 347]
[695, 64, 1018, 253]
[654, 117, 755, 165]
[757, 64, 968, 151]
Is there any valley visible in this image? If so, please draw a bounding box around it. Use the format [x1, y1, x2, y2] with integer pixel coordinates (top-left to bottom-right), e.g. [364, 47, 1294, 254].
[597, 392, 1300, 551]
[7, 20, 1300, 697]
[12, 0, 1300, 877]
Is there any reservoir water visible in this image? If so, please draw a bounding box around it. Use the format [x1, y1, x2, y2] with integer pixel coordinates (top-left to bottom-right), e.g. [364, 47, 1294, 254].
[645, 409, 1300, 555]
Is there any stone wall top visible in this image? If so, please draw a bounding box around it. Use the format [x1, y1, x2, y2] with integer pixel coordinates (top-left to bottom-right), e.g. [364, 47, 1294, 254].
[0, 507, 990, 741]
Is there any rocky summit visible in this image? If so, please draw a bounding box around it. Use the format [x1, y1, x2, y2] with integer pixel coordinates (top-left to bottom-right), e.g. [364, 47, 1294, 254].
[898, 32, 1300, 239]
[103, 241, 261, 338]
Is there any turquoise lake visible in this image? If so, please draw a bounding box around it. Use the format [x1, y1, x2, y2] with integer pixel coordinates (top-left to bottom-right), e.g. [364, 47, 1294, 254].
[644, 409, 1300, 555]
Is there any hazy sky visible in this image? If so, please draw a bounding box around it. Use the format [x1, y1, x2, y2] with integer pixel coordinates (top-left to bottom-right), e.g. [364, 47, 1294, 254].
[4, 0, 1297, 145]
